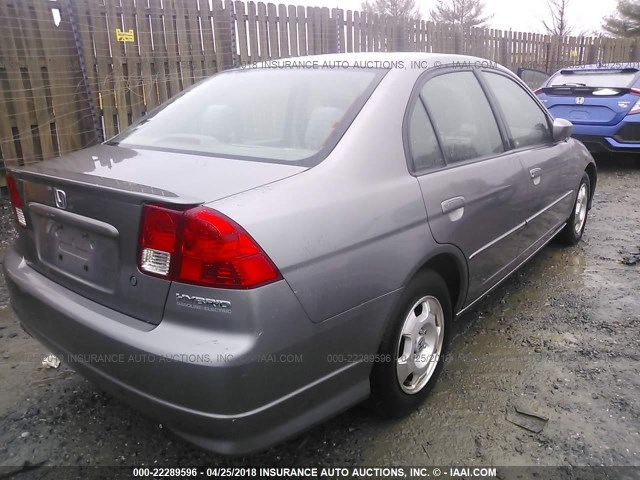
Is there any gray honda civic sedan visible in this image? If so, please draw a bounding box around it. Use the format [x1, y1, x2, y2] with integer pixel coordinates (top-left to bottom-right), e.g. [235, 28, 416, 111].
[3, 52, 596, 454]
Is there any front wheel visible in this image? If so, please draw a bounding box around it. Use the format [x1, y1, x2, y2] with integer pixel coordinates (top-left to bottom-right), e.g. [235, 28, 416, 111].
[369, 270, 452, 418]
[557, 172, 590, 246]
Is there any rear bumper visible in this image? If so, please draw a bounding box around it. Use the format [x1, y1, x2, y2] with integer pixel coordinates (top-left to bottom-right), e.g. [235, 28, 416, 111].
[572, 134, 640, 153]
[572, 121, 640, 154]
[3, 247, 396, 454]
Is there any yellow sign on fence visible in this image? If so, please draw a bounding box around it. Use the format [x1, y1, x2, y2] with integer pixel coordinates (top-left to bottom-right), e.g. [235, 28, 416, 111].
[115, 28, 135, 43]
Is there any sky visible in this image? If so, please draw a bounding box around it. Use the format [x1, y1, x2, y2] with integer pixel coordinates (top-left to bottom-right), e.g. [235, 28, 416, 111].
[288, 0, 619, 35]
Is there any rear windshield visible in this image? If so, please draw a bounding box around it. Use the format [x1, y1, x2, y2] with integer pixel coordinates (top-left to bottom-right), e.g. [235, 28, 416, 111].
[110, 68, 385, 166]
[548, 70, 638, 88]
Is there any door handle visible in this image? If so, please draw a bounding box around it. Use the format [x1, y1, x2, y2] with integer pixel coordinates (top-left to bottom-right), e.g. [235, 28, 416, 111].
[441, 196, 465, 221]
[529, 168, 542, 185]
[441, 196, 465, 213]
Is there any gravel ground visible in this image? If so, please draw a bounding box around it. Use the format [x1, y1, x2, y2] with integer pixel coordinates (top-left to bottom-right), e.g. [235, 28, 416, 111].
[0, 159, 639, 474]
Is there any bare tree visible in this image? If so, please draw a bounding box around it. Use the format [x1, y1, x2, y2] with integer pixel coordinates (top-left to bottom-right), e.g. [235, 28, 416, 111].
[361, 0, 421, 21]
[603, 0, 640, 37]
[429, 0, 492, 28]
[542, 0, 572, 37]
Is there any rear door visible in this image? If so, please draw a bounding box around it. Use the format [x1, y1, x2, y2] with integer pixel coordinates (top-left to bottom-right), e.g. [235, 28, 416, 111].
[408, 69, 531, 304]
[480, 70, 575, 249]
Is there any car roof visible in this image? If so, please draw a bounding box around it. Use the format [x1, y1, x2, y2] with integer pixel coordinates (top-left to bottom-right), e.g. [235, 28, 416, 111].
[234, 52, 512, 74]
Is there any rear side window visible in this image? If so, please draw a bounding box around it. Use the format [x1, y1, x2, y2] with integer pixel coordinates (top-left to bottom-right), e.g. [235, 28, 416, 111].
[408, 101, 443, 171]
[420, 71, 504, 164]
[482, 72, 552, 149]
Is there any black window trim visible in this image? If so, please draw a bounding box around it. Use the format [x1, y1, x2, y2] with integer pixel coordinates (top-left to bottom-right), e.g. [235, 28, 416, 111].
[478, 68, 557, 153]
[402, 66, 514, 176]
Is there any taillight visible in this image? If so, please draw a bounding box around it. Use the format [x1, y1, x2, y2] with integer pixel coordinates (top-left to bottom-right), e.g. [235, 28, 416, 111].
[138, 205, 281, 289]
[139, 205, 180, 276]
[534, 88, 543, 95]
[629, 88, 640, 115]
[6, 173, 26, 228]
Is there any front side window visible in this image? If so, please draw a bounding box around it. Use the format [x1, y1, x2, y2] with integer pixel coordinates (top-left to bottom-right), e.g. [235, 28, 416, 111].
[483, 71, 552, 149]
[110, 68, 385, 166]
[420, 71, 504, 164]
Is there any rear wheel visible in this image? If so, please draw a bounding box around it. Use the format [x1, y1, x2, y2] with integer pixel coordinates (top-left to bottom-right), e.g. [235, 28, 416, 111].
[557, 172, 590, 246]
[370, 270, 451, 417]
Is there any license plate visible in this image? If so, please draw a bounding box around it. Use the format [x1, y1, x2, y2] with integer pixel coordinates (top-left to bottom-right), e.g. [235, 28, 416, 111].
[47, 221, 95, 274]
[32, 211, 119, 292]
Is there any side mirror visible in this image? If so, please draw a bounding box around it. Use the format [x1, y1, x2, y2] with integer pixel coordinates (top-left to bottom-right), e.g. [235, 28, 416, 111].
[552, 118, 573, 142]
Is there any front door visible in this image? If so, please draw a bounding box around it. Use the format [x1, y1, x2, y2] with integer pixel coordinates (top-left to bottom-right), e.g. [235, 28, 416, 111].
[480, 70, 576, 251]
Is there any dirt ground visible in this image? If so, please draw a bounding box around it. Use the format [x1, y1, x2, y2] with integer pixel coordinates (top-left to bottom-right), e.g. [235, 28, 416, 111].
[0, 157, 639, 472]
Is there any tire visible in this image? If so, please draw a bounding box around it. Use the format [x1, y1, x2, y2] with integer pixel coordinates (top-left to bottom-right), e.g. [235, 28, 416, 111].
[369, 270, 452, 418]
[557, 172, 591, 246]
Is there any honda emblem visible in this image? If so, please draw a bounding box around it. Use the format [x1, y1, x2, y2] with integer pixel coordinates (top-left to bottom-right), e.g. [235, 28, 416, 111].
[575, 97, 585, 105]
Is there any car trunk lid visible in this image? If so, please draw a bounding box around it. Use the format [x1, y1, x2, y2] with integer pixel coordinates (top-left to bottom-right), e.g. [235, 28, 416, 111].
[540, 68, 640, 126]
[540, 86, 639, 126]
[9, 144, 306, 325]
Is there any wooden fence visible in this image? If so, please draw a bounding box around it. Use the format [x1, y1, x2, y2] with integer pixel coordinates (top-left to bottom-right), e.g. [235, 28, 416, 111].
[1, 0, 639, 185]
